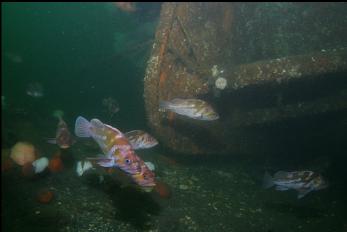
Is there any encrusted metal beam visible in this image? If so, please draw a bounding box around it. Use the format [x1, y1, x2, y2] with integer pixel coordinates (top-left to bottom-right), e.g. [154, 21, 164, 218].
[226, 48, 347, 90]
[227, 89, 347, 127]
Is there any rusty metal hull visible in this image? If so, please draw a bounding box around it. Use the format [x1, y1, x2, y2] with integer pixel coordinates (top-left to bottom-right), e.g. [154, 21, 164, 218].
[144, 3, 347, 155]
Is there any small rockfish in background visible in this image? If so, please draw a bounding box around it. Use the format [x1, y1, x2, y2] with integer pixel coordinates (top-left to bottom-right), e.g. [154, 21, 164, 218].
[263, 170, 328, 199]
[159, 98, 219, 121]
[74, 116, 156, 191]
[2, 96, 6, 110]
[4, 52, 23, 64]
[114, 2, 137, 13]
[26, 82, 44, 98]
[102, 97, 120, 119]
[47, 110, 75, 149]
[124, 130, 158, 150]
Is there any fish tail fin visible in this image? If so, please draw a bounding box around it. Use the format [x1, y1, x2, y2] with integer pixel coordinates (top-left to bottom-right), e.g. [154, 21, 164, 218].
[53, 110, 64, 121]
[159, 100, 171, 111]
[74, 116, 92, 138]
[263, 171, 275, 189]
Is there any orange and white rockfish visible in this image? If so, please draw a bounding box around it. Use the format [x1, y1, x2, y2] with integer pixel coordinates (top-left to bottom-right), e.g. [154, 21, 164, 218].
[124, 130, 158, 150]
[74, 116, 156, 190]
[47, 110, 75, 149]
[159, 98, 219, 121]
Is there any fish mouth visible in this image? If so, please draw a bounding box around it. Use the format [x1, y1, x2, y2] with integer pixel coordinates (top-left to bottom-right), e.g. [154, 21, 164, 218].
[139, 181, 156, 187]
[59, 144, 70, 149]
[141, 186, 155, 192]
[139, 181, 156, 188]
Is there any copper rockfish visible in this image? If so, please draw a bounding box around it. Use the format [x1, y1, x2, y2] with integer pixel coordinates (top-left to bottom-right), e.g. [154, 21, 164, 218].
[263, 170, 328, 199]
[47, 111, 75, 149]
[159, 98, 219, 121]
[124, 130, 158, 150]
[74, 116, 156, 189]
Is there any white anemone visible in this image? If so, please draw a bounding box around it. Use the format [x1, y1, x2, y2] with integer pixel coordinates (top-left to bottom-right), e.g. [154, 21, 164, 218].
[32, 157, 49, 174]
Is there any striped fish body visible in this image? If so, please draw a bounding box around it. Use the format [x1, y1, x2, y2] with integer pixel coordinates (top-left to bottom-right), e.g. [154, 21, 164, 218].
[124, 130, 158, 150]
[263, 171, 328, 199]
[75, 116, 156, 188]
[159, 98, 219, 121]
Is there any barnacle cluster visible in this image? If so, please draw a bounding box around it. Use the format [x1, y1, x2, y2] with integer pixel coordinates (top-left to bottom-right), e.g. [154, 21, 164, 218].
[211, 65, 227, 90]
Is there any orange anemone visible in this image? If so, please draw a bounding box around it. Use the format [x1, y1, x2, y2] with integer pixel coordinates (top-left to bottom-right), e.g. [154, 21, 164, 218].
[154, 181, 171, 199]
[48, 152, 64, 173]
[37, 189, 54, 204]
[10, 142, 36, 166]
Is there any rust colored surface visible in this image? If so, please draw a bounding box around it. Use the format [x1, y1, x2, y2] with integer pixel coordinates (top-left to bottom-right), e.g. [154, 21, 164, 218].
[144, 3, 347, 155]
[144, 3, 233, 155]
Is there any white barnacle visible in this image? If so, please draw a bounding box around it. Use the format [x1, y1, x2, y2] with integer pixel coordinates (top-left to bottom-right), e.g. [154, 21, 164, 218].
[215, 77, 228, 90]
[211, 65, 219, 77]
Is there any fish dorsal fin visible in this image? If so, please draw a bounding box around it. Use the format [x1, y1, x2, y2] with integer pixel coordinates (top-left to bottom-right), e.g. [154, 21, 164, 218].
[124, 130, 142, 137]
[90, 119, 105, 130]
[173, 98, 196, 107]
[274, 171, 289, 179]
[104, 124, 124, 136]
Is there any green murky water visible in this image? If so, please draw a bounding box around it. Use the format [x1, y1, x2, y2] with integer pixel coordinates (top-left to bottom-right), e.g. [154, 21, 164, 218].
[2, 3, 347, 232]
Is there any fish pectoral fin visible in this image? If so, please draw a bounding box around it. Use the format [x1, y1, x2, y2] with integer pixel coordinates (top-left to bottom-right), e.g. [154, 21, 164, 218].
[46, 138, 57, 144]
[275, 185, 289, 191]
[297, 188, 312, 199]
[86, 157, 114, 168]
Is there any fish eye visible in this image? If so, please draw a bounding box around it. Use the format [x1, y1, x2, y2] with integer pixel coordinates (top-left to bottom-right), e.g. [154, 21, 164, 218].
[125, 159, 131, 164]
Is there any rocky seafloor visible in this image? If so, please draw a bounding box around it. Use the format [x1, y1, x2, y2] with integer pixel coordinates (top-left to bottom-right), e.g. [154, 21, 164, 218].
[2, 142, 346, 232]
